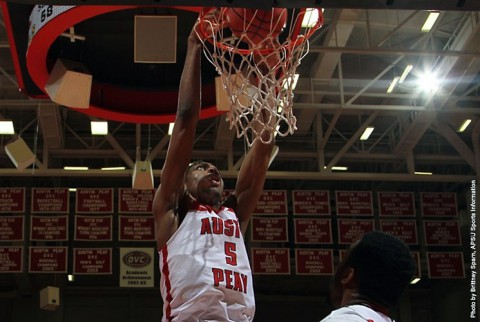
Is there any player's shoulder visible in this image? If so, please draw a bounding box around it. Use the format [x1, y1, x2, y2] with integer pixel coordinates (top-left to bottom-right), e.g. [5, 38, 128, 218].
[222, 193, 237, 211]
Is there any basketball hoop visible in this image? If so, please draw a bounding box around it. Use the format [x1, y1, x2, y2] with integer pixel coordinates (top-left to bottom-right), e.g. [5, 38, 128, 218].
[196, 7, 324, 146]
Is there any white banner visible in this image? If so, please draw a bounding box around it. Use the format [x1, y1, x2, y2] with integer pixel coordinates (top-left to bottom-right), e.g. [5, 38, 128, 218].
[119, 248, 154, 288]
[29, 5, 75, 44]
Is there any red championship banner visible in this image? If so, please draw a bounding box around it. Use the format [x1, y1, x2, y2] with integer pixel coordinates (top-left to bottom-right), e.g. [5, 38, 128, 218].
[337, 219, 375, 244]
[379, 220, 418, 244]
[251, 217, 288, 242]
[427, 252, 465, 278]
[119, 216, 155, 241]
[335, 191, 373, 216]
[412, 252, 421, 279]
[421, 192, 458, 217]
[29, 247, 67, 273]
[423, 220, 461, 246]
[377, 192, 415, 216]
[75, 188, 114, 213]
[0, 188, 25, 213]
[251, 248, 290, 275]
[0, 247, 23, 273]
[292, 190, 330, 215]
[73, 248, 112, 274]
[0, 216, 24, 241]
[30, 215, 68, 241]
[118, 188, 154, 214]
[253, 190, 288, 215]
[75, 216, 112, 241]
[31, 188, 69, 213]
[294, 219, 332, 244]
[295, 249, 334, 275]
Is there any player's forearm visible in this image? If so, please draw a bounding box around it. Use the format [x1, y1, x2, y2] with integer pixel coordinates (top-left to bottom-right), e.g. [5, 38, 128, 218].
[177, 32, 202, 121]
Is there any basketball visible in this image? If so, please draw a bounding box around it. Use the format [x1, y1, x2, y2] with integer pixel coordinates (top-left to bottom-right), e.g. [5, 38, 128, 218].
[226, 8, 287, 45]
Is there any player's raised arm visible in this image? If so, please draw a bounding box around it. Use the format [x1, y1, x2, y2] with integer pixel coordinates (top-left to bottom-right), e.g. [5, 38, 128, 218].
[152, 27, 202, 250]
[234, 111, 275, 234]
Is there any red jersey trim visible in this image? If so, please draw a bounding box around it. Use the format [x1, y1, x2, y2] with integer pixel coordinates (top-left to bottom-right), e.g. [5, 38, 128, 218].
[191, 201, 233, 215]
[161, 246, 173, 321]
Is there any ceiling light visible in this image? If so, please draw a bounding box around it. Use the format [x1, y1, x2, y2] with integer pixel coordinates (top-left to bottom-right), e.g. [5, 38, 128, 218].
[421, 11, 440, 32]
[324, 166, 348, 171]
[386, 76, 400, 93]
[301, 8, 319, 28]
[68, 274, 75, 282]
[68, 188, 77, 192]
[0, 120, 15, 134]
[399, 65, 413, 84]
[283, 74, 299, 90]
[168, 123, 174, 136]
[360, 127, 375, 141]
[457, 119, 471, 133]
[418, 72, 439, 93]
[101, 166, 126, 171]
[277, 101, 284, 114]
[274, 125, 281, 137]
[414, 171, 432, 175]
[410, 277, 421, 285]
[64, 166, 89, 171]
[91, 121, 108, 135]
[268, 145, 279, 167]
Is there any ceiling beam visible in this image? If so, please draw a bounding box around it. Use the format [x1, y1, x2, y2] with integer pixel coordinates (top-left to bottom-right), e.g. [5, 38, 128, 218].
[326, 111, 379, 169]
[0, 168, 474, 182]
[105, 134, 134, 168]
[432, 119, 476, 170]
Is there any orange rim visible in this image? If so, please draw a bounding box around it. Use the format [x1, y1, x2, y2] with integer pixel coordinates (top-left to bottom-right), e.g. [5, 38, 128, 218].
[197, 7, 324, 56]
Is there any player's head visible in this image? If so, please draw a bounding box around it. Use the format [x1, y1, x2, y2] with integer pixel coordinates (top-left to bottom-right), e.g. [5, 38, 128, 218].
[184, 160, 224, 206]
[330, 231, 416, 309]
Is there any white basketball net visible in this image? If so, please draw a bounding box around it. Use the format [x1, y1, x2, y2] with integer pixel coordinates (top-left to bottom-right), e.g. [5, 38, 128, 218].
[196, 7, 323, 146]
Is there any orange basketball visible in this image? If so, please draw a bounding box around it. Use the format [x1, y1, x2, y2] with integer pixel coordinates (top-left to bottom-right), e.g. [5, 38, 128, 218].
[226, 8, 287, 45]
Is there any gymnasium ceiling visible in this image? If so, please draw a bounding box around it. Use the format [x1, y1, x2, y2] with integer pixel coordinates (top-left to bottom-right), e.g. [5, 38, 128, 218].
[0, 0, 479, 190]
[0, 0, 478, 301]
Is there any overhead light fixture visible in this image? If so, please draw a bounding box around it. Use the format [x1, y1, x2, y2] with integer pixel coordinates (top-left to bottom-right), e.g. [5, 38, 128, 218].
[168, 123, 174, 136]
[418, 72, 439, 93]
[421, 11, 440, 32]
[101, 166, 126, 171]
[0, 120, 15, 134]
[399, 65, 413, 84]
[64, 166, 89, 171]
[68, 188, 77, 192]
[91, 121, 108, 135]
[274, 125, 281, 137]
[268, 145, 279, 167]
[410, 277, 421, 285]
[283, 74, 300, 90]
[360, 127, 375, 141]
[324, 166, 348, 171]
[67, 274, 75, 282]
[277, 101, 284, 114]
[386, 76, 400, 93]
[457, 119, 471, 132]
[301, 8, 320, 28]
[414, 171, 432, 175]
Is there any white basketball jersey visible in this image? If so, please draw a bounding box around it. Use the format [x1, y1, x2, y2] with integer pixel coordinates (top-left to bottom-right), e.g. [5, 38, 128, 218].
[159, 202, 255, 322]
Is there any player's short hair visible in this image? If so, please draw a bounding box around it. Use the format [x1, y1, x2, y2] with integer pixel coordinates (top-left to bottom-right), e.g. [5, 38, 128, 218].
[345, 231, 416, 308]
[187, 160, 206, 171]
[185, 160, 206, 176]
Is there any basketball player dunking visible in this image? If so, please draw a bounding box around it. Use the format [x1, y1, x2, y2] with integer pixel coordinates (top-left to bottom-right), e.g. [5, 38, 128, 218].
[153, 20, 275, 322]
